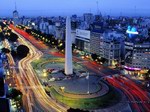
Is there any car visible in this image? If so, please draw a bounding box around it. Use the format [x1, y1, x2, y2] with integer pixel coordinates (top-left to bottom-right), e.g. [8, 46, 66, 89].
[51, 70, 59, 74]
[49, 77, 55, 81]
[47, 68, 55, 73]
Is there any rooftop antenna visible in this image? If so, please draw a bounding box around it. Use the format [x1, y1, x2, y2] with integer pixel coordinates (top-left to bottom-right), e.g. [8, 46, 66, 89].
[120, 11, 122, 17]
[97, 0, 102, 16]
[109, 9, 112, 16]
[96, 1, 100, 15]
[89, 8, 91, 13]
[14, 1, 17, 10]
[134, 6, 137, 17]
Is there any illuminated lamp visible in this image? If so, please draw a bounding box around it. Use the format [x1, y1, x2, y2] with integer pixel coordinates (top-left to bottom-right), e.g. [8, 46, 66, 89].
[124, 66, 141, 71]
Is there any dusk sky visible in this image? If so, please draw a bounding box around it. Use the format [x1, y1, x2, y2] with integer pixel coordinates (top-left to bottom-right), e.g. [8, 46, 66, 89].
[0, 0, 150, 17]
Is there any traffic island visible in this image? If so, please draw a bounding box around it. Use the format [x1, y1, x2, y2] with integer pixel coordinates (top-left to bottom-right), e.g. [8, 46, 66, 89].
[47, 75, 121, 110]
[49, 85, 121, 110]
[31, 56, 122, 110]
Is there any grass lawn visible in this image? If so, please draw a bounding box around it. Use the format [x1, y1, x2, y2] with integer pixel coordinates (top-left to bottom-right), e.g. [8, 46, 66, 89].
[31, 55, 121, 109]
[49, 86, 121, 109]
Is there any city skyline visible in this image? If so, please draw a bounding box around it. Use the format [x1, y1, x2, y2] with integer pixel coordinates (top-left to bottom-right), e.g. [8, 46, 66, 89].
[0, 1, 150, 111]
[0, 0, 150, 17]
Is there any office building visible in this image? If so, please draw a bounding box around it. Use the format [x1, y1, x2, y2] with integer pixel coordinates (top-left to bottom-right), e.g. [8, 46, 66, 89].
[75, 29, 90, 53]
[124, 26, 150, 75]
[102, 31, 124, 65]
[83, 13, 93, 24]
[90, 22, 104, 55]
[13, 9, 19, 26]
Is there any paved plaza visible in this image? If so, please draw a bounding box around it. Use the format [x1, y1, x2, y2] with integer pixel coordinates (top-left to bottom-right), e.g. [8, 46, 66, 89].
[32, 55, 110, 98]
[50, 75, 109, 98]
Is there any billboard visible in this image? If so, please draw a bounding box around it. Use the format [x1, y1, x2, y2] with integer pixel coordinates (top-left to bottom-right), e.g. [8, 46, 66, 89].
[91, 22, 104, 33]
[76, 29, 90, 39]
[126, 26, 139, 38]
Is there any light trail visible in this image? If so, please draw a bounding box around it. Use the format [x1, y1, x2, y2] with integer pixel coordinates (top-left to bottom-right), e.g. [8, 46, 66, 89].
[106, 76, 150, 112]
[15, 31, 68, 112]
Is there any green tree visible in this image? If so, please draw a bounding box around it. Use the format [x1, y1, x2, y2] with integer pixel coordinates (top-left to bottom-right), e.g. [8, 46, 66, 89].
[91, 53, 98, 61]
[144, 70, 150, 80]
[8, 33, 19, 42]
[17, 45, 29, 59]
[1, 48, 10, 54]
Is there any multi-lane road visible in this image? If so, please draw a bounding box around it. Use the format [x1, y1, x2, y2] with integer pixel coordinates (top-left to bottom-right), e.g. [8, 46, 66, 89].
[10, 30, 68, 111]
[106, 75, 150, 112]
[10, 25, 150, 112]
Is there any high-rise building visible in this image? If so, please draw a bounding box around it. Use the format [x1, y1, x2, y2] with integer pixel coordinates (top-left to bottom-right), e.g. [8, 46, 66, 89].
[13, 3, 19, 26]
[75, 29, 91, 53]
[90, 22, 104, 55]
[83, 13, 93, 24]
[124, 26, 150, 72]
[71, 21, 78, 30]
[102, 31, 124, 65]
[94, 15, 102, 22]
[125, 42, 150, 69]
[39, 19, 49, 34]
[90, 21, 124, 66]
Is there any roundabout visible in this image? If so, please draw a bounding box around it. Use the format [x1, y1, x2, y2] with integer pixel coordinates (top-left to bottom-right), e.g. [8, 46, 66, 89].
[31, 56, 121, 110]
[50, 75, 109, 98]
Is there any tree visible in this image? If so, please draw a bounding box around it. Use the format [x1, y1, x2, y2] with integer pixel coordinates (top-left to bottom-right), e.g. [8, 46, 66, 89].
[100, 57, 107, 63]
[17, 45, 29, 58]
[148, 70, 150, 74]
[0, 32, 5, 41]
[8, 33, 19, 42]
[144, 70, 150, 80]
[72, 43, 76, 52]
[1, 48, 10, 54]
[7, 29, 12, 34]
[0, 22, 7, 29]
[11, 50, 17, 57]
[121, 61, 125, 65]
[7, 88, 23, 109]
[91, 53, 98, 61]
[7, 88, 22, 99]
[57, 42, 65, 51]
[26, 29, 32, 34]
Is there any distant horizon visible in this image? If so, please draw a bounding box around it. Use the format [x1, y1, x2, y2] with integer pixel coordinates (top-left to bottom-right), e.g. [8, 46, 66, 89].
[1, 11, 150, 18]
[0, 10, 150, 18]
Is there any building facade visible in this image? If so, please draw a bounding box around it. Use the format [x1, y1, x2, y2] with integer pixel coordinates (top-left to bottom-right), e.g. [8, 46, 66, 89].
[125, 42, 150, 69]
[13, 10, 19, 26]
[102, 31, 124, 65]
[83, 13, 93, 24]
[75, 29, 90, 53]
[90, 22, 104, 56]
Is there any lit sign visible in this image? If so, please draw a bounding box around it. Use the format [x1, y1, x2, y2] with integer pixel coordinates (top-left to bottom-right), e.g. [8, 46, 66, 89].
[76, 29, 90, 39]
[126, 26, 139, 35]
[124, 66, 141, 71]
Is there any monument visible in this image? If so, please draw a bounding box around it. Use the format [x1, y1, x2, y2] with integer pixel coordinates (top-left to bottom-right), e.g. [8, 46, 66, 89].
[65, 17, 73, 75]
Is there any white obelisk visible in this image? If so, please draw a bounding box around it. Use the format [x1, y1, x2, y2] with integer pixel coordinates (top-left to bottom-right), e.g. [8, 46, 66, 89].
[65, 16, 73, 75]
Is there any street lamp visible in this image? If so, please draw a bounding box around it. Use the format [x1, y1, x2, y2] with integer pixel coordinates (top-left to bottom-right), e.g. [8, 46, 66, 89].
[9, 83, 12, 86]
[42, 69, 47, 77]
[43, 72, 47, 77]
